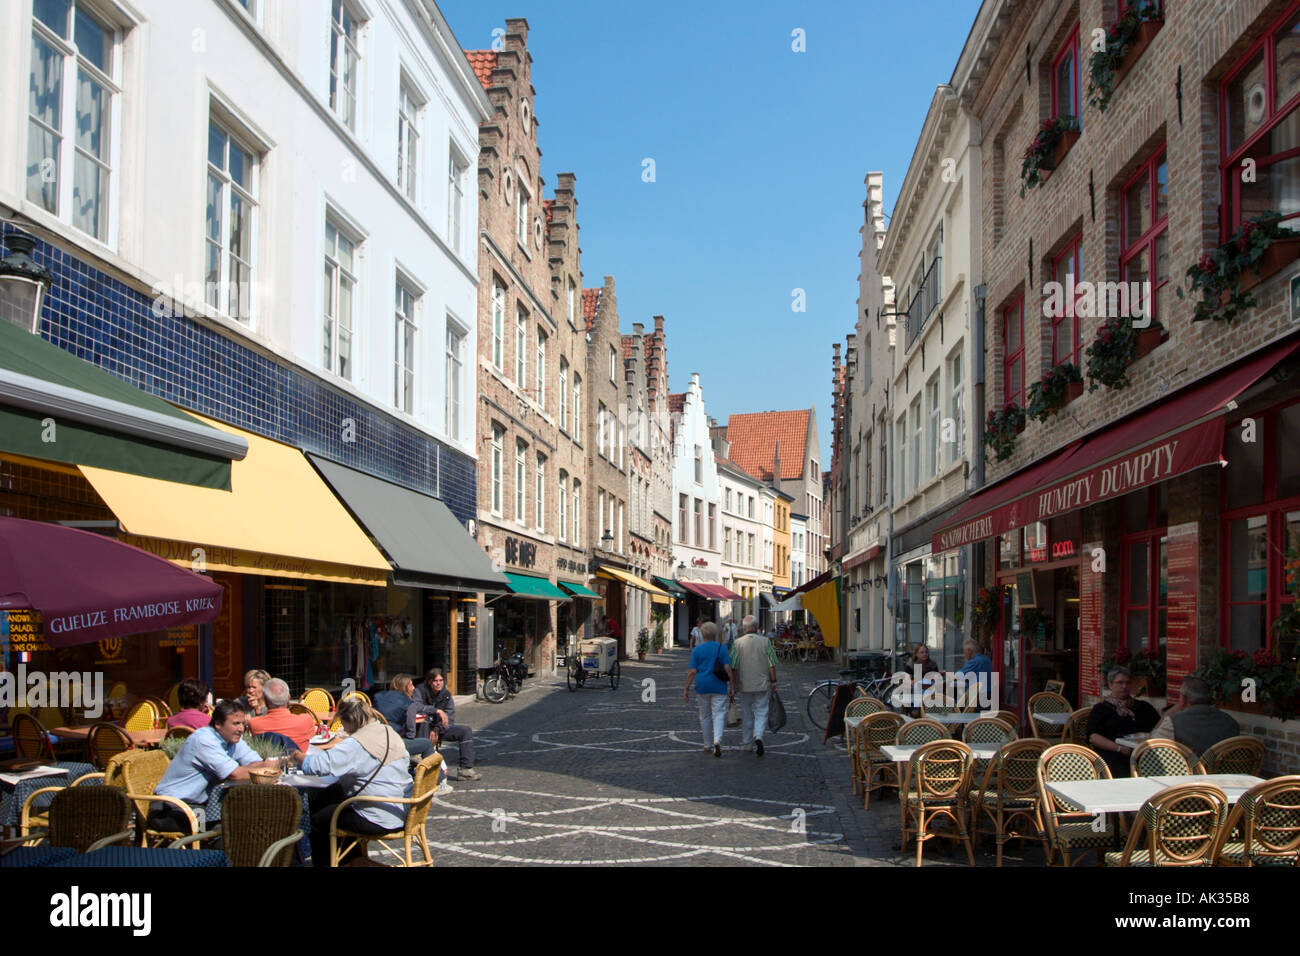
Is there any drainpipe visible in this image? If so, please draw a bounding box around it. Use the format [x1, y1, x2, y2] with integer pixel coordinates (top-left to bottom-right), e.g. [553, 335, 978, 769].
[972, 283, 988, 649]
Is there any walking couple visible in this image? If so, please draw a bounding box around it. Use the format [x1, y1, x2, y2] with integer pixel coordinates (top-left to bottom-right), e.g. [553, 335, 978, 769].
[683, 616, 778, 757]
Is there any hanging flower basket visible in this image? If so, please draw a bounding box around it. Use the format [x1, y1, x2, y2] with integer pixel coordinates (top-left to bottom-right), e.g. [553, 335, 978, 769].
[1134, 325, 1163, 359]
[983, 404, 1026, 463]
[1026, 363, 1084, 422]
[1086, 316, 1164, 391]
[972, 585, 1006, 638]
[1087, 3, 1164, 112]
[1178, 212, 1300, 322]
[1020, 116, 1081, 195]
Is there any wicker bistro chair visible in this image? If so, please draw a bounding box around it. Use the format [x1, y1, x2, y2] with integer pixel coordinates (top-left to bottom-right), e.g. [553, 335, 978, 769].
[900, 739, 976, 866]
[162, 726, 194, 746]
[1037, 744, 1118, 866]
[1027, 692, 1072, 740]
[329, 752, 443, 867]
[29, 786, 135, 853]
[1201, 735, 1267, 777]
[18, 757, 115, 840]
[143, 696, 173, 724]
[166, 682, 183, 714]
[87, 722, 134, 770]
[1063, 707, 1093, 745]
[1106, 784, 1229, 867]
[856, 712, 907, 809]
[340, 690, 371, 706]
[11, 713, 55, 761]
[122, 700, 160, 732]
[1131, 738, 1204, 778]
[287, 702, 320, 723]
[301, 688, 336, 720]
[118, 749, 206, 848]
[1215, 776, 1300, 866]
[898, 718, 948, 747]
[971, 738, 1052, 867]
[963, 716, 1017, 745]
[844, 698, 880, 792]
[993, 710, 1021, 735]
[172, 784, 302, 867]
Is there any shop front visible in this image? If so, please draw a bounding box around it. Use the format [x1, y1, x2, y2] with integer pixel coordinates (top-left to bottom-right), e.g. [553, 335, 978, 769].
[594, 564, 672, 657]
[494, 572, 569, 674]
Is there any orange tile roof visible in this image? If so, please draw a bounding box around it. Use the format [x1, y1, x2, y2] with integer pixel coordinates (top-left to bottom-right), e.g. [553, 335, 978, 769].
[725, 409, 811, 482]
[582, 288, 601, 330]
[543, 198, 555, 225]
[463, 50, 498, 90]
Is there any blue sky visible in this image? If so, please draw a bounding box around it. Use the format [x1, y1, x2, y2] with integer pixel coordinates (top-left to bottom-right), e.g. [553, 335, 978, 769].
[440, 0, 982, 461]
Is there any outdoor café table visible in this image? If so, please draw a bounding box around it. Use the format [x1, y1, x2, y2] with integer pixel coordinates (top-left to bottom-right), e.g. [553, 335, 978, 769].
[1044, 773, 1265, 815]
[47, 846, 229, 867]
[0, 761, 98, 831]
[0, 846, 77, 868]
[881, 743, 1001, 764]
[903, 713, 984, 724]
[49, 726, 167, 747]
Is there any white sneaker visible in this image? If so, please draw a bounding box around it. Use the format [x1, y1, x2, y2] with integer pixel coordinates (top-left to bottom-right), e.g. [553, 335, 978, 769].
[436, 781, 454, 796]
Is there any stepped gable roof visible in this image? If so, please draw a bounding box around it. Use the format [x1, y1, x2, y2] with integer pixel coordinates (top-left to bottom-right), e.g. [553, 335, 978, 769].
[726, 409, 811, 481]
[582, 288, 601, 331]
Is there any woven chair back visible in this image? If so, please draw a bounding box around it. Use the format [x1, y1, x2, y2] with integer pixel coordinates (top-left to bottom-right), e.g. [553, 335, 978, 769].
[1038, 743, 1112, 816]
[963, 716, 1016, 745]
[898, 718, 947, 746]
[858, 712, 907, 762]
[302, 688, 335, 718]
[993, 710, 1020, 734]
[408, 752, 445, 834]
[162, 726, 194, 745]
[143, 696, 172, 721]
[1064, 707, 1092, 744]
[996, 739, 1051, 800]
[1242, 776, 1300, 857]
[166, 683, 183, 714]
[911, 740, 972, 801]
[1201, 735, 1265, 776]
[341, 690, 371, 706]
[1138, 784, 1228, 865]
[1028, 692, 1071, 738]
[12, 713, 53, 760]
[87, 722, 134, 770]
[1132, 739, 1202, 777]
[101, 750, 134, 789]
[119, 749, 171, 820]
[845, 698, 881, 720]
[222, 784, 302, 867]
[48, 786, 133, 853]
[123, 700, 159, 731]
[287, 702, 318, 720]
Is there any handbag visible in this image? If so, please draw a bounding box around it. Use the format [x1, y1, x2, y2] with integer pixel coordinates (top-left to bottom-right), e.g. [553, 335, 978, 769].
[767, 689, 787, 733]
[711, 643, 731, 683]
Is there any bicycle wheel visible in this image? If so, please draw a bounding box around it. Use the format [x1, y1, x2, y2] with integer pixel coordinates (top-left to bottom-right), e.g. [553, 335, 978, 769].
[484, 675, 508, 703]
[805, 681, 835, 730]
[566, 665, 578, 692]
[609, 661, 621, 690]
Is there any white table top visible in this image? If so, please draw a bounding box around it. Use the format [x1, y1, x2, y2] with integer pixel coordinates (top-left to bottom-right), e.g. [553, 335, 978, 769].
[881, 743, 1001, 762]
[1036, 712, 1069, 725]
[1046, 773, 1265, 814]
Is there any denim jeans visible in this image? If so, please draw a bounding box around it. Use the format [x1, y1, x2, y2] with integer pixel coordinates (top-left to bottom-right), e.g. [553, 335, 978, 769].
[737, 690, 771, 746]
[696, 693, 727, 746]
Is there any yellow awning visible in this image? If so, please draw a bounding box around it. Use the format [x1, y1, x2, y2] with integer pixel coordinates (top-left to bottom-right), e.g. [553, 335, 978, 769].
[597, 566, 671, 599]
[80, 417, 391, 586]
[649, 591, 672, 605]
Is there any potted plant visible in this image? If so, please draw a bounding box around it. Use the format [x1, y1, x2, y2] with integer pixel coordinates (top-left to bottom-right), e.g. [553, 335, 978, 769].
[653, 623, 666, 653]
[636, 629, 650, 661]
[972, 585, 1006, 639]
[984, 404, 1026, 462]
[1025, 363, 1084, 422]
[1020, 115, 1081, 195]
[1178, 212, 1300, 322]
[1085, 315, 1164, 391]
[1086, 1, 1165, 112]
[1193, 647, 1300, 720]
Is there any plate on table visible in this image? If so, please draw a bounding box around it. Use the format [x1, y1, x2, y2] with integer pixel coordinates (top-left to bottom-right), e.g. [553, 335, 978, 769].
[309, 731, 334, 745]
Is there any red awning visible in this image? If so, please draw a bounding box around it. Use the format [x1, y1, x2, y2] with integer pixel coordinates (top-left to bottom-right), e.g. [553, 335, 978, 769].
[932, 340, 1300, 552]
[843, 544, 882, 571]
[785, 569, 835, 599]
[678, 580, 743, 601]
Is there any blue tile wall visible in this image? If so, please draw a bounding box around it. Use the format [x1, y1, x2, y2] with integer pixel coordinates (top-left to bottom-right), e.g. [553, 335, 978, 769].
[5, 225, 477, 524]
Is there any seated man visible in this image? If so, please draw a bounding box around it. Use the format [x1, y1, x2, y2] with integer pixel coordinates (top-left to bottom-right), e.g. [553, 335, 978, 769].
[150, 699, 286, 833]
[414, 668, 480, 780]
[1150, 676, 1239, 757]
[167, 677, 212, 730]
[373, 674, 436, 759]
[248, 678, 317, 752]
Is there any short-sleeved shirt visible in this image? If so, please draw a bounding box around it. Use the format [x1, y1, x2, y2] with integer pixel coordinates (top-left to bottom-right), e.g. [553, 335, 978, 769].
[248, 708, 317, 752]
[1087, 698, 1160, 778]
[167, 708, 210, 730]
[155, 726, 261, 806]
[730, 634, 778, 693]
[689, 641, 731, 696]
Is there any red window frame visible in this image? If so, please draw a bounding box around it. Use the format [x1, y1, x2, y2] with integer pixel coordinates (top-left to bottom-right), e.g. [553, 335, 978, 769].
[1050, 236, 1082, 367]
[1051, 24, 1080, 122]
[1002, 295, 1025, 407]
[1120, 487, 1168, 657]
[1219, 1, 1300, 237]
[1220, 396, 1300, 652]
[1120, 148, 1169, 325]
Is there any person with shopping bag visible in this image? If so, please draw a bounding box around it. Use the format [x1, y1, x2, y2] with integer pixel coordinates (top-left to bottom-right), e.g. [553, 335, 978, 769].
[729, 615, 778, 757]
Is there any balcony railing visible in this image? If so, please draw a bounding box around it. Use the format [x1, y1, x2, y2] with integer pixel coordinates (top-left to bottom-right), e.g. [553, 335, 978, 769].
[904, 256, 942, 351]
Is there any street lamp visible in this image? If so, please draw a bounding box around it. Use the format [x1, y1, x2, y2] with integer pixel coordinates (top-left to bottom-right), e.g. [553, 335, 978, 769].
[0, 232, 53, 334]
[600, 530, 614, 551]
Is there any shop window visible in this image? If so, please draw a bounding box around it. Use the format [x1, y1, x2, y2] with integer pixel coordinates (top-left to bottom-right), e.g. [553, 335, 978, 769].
[1221, 4, 1300, 234]
[1120, 148, 1169, 324]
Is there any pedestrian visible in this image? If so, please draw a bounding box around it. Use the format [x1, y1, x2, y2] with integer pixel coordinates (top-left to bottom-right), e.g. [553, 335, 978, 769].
[723, 616, 738, 651]
[684, 621, 733, 757]
[690, 618, 703, 649]
[729, 615, 778, 756]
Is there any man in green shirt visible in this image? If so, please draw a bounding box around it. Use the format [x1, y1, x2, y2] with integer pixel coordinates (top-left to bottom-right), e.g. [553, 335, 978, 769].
[730, 615, 779, 756]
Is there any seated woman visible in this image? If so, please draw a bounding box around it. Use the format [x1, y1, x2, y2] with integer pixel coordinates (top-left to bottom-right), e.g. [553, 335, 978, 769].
[1087, 665, 1160, 778]
[243, 668, 271, 718]
[290, 697, 412, 867]
[372, 674, 436, 758]
[167, 677, 212, 730]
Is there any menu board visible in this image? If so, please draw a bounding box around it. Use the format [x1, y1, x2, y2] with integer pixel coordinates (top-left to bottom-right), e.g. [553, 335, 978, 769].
[1165, 522, 1199, 701]
[1079, 541, 1103, 698]
[1, 609, 49, 653]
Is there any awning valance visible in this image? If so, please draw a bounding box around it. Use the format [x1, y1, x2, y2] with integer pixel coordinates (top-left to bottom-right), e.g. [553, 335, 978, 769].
[79, 418, 391, 586]
[597, 566, 671, 598]
[652, 576, 687, 597]
[558, 580, 601, 599]
[679, 580, 743, 601]
[931, 340, 1300, 552]
[503, 572, 570, 601]
[308, 455, 508, 594]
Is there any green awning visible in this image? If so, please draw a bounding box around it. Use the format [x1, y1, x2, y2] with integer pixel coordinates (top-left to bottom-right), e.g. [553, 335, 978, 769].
[652, 575, 687, 597]
[0, 319, 245, 489]
[504, 572, 570, 601]
[558, 580, 600, 599]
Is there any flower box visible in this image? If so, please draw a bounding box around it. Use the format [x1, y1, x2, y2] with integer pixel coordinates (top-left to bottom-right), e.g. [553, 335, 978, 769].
[1134, 326, 1163, 359]
[1039, 130, 1080, 184]
[1064, 380, 1084, 404]
[1112, 19, 1162, 89]
[1238, 235, 1300, 293]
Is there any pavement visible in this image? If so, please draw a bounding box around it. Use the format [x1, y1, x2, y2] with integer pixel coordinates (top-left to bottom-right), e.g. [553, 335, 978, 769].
[419, 648, 1046, 866]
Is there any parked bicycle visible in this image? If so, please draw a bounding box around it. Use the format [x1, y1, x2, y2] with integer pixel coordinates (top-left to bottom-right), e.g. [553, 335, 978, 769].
[803, 651, 912, 730]
[483, 644, 527, 703]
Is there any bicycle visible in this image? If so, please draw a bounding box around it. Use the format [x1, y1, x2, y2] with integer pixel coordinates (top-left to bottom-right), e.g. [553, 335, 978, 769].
[803, 654, 912, 730]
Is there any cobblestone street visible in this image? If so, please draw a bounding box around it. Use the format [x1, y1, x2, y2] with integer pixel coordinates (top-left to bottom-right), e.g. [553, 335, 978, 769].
[426, 650, 1040, 866]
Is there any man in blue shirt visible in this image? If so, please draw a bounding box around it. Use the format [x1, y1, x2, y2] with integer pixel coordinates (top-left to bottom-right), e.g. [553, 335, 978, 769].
[150, 698, 284, 834]
[957, 637, 995, 708]
[684, 622, 735, 757]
